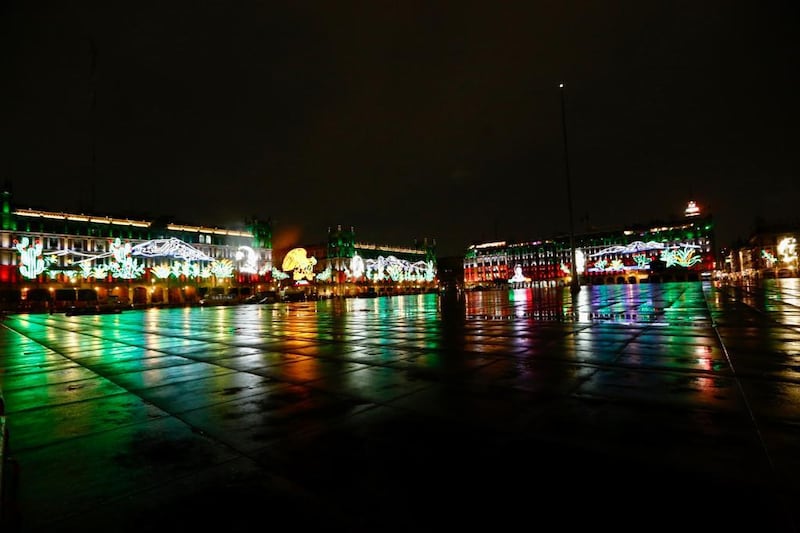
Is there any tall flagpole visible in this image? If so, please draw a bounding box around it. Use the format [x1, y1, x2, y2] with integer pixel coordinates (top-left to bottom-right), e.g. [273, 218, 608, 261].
[89, 36, 97, 213]
[559, 83, 580, 295]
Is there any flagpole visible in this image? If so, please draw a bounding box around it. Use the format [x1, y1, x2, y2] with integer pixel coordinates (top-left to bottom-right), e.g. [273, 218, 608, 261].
[559, 83, 580, 295]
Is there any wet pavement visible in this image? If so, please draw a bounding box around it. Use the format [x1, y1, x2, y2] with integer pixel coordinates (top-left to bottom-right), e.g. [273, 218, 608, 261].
[1, 279, 799, 532]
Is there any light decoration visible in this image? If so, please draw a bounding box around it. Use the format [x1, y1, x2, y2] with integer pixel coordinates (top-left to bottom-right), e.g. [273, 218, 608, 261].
[79, 262, 94, 279]
[16, 235, 243, 281]
[349, 254, 365, 279]
[170, 260, 203, 278]
[15, 237, 55, 279]
[386, 261, 403, 282]
[316, 265, 332, 282]
[509, 265, 530, 283]
[588, 241, 703, 271]
[131, 238, 214, 261]
[359, 256, 435, 283]
[762, 249, 778, 267]
[271, 267, 289, 280]
[282, 248, 317, 281]
[108, 238, 146, 279]
[471, 241, 507, 249]
[778, 237, 797, 265]
[560, 262, 570, 275]
[684, 200, 700, 217]
[235, 245, 259, 274]
[210, 260, 234, 278]
[590, 241, 668, 257]
[152, 265, 172, 279]
[660, 247, 702, 268]
[424, 261, 435, 282]
[575, 249, 585, 274]
[198, 265, 214, 279]
[93, 264, 109, 279]
[48, 268, 80, 282]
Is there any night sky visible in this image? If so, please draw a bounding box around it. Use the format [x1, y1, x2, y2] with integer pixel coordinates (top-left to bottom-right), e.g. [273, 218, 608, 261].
[2, 2, 798, 257]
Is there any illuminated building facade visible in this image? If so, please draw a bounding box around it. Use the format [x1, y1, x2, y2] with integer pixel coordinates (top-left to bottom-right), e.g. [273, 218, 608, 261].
[273, 225, 438, 298]
[0, 190, 273, 310]
[721, 224, 798, 280]
[464, 201, 715, 289]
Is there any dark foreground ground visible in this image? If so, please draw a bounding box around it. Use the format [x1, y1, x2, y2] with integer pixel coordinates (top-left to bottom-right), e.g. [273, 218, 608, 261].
[1, 280, 799, 532]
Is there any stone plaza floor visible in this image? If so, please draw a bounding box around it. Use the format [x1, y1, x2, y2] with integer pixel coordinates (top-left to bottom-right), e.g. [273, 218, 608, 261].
[1, 279, 799, 532]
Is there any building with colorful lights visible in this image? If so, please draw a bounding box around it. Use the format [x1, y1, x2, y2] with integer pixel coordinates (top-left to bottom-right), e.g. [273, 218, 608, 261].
[272, 225, 438, 299]
[464, 201, 716, 289]
[0, 189, 273, 311]
[720, 223, 798, 281]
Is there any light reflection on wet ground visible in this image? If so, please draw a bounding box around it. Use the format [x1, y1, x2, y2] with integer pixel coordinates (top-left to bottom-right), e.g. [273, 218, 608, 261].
[1, 279, 799, 532]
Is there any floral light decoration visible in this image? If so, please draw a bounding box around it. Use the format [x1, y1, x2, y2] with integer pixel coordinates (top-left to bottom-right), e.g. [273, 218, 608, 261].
[79, 262, 95, 279]
[424, 261, 436, 282]
[152, 265, 172, 279]
[108, 238, 146, 279]
[660, 247, 702, 268]
[210, 259, 234, 279]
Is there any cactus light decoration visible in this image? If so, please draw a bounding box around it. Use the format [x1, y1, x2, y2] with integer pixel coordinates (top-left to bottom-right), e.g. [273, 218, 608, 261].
[15, 237, 54, 279]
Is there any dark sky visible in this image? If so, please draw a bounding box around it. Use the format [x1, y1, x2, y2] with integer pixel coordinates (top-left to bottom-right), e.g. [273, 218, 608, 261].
[2, 2, 798, 256]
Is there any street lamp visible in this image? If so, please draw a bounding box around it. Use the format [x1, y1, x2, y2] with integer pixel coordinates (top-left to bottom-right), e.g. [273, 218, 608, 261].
[559, 82, 580, 295]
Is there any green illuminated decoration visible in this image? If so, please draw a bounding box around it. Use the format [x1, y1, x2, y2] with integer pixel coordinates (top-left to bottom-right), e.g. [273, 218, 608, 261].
[424, 261, 435, 282]
[660, 247, 702, 268]
[762, 249, 777, 267]
[170, 260, 201, 278]
[79, 262, 94, 279]
[210, 260, 234, 278]
[109, 238, 145, 279]
[356, 255, 435, 283]
[152, 265, 172, 279]
[15, 237, 55, 279]
[634, 254, 649, 268]
[386, 262, 403, 282]
[93, 264, 109, 278]
[272, 267, 289, 280]
[316, 265, 332, 281]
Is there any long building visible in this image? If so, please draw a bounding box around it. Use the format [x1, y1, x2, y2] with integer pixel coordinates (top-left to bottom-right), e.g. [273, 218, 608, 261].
[0, 189, 273, 311]
[719, 223, 798, 281]
[272, 225, 438, 299]
[464, 201, 716, 289]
